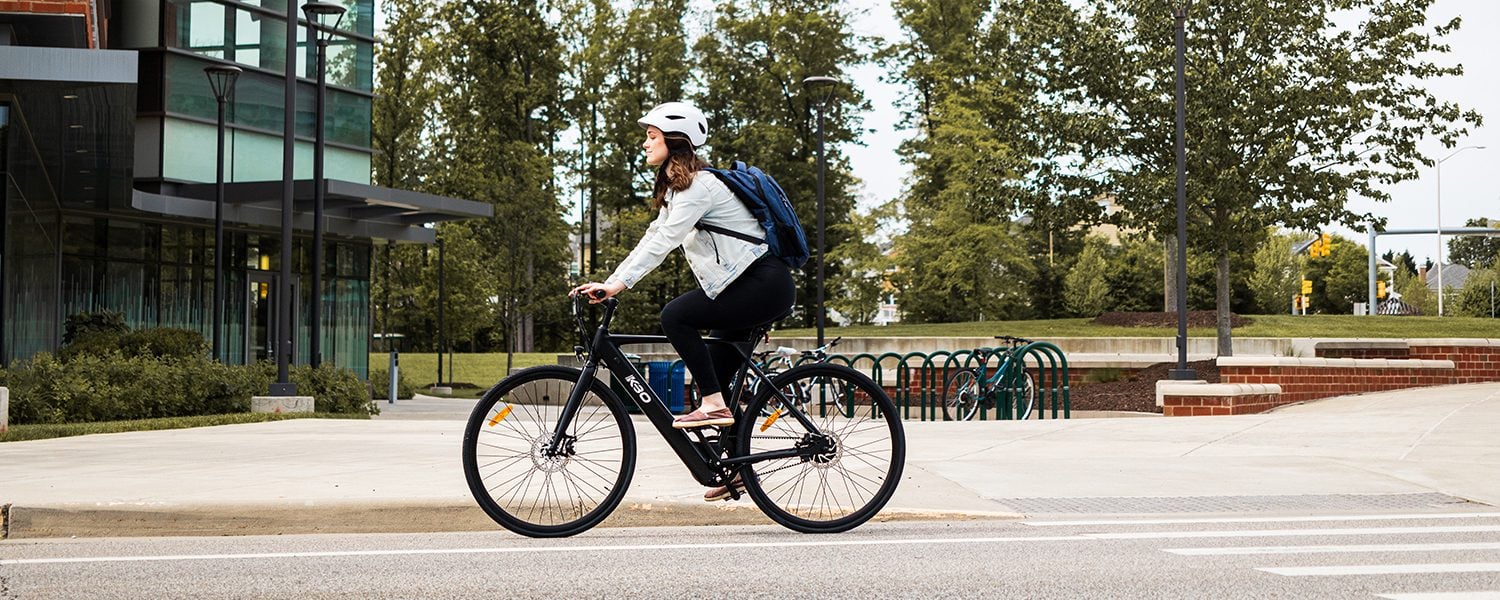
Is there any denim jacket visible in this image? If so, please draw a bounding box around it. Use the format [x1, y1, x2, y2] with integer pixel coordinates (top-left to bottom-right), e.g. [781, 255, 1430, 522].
[606, 171, 769, 299]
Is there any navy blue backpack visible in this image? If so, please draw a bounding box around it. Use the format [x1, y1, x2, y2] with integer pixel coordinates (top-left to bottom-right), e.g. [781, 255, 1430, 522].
[697, 162, 811, 270]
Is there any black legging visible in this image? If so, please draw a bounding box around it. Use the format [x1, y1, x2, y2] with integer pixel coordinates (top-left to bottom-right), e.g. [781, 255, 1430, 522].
[660, 255, 795, 398]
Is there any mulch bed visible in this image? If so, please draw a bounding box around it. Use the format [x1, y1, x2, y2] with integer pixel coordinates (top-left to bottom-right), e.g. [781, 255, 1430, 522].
[1092, 311, 1252, 328]
[1066, 359, 1220, 414]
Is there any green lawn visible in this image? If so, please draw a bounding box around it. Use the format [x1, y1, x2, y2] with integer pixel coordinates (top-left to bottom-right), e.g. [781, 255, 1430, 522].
[770, 314, 1500, 339]
[370, 352, 560, 388]
[1, 412, 367, 443]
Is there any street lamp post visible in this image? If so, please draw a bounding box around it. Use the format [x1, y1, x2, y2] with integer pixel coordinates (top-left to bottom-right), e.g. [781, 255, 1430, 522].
[204, 64, 241, 363]
[1435, 145, 1486, 317]
[302, 2, 346, 367]
[802, 76, 838, 347]
[1169, 5, 1195, 380]
[273, 0, 299, 395]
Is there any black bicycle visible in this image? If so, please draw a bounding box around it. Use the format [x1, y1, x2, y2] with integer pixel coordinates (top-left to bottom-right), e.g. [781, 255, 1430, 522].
[461, 294, 905, 537]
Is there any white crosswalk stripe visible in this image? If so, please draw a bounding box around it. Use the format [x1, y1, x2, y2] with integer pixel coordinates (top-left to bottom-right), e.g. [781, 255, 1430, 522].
[1081, 511, 1500, 598]
[1260, 563, 1500, 576]
[1165, 542, 1500, 556]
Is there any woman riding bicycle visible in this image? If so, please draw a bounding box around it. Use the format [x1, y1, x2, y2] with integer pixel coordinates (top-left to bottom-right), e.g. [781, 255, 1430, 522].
[570, 101, 795, 440]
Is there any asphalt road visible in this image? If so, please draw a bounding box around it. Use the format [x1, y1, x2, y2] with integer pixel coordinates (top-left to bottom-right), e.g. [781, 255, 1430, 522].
[5, 511, 1500, 599]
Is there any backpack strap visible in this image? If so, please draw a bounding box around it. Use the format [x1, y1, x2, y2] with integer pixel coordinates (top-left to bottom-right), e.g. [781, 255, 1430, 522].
[695, 222, 766, 246]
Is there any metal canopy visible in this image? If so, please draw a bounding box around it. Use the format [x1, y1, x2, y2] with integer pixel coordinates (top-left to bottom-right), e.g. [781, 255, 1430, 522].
[132, 179, 493, 244]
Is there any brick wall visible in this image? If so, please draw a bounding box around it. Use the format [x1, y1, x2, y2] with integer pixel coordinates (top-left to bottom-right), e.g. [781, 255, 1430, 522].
[1220, 364, 1452, 404]
[1409, 345, 1500, 384]
[1163, 392, 1285, 417]
[0, 0, 95, 48]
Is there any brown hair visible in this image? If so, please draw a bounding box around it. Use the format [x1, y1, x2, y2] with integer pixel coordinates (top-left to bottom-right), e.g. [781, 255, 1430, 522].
[651, 134, 709, 209]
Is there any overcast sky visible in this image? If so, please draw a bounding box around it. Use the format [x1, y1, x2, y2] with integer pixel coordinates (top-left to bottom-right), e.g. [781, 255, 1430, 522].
[841, 0, 1497, 263]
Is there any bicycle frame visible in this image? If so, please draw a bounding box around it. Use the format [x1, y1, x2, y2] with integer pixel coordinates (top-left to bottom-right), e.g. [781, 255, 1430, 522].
[545, 298, 827, 487]
[971, 348, 1027, 417]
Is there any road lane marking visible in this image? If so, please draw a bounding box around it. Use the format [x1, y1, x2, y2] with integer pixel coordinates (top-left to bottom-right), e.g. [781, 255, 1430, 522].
[1089, 525, 1500, 540]
[1260, 563, 1500, 576]
[0, 535, 1086, 566]
[1166, 542, 1500, 556]
[1376, 592, 1500, 599]
[1026, 512, 1500, 527]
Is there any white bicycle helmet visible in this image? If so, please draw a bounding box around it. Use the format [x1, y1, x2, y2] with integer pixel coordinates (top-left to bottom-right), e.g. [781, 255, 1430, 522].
[638, 101, 709, 147]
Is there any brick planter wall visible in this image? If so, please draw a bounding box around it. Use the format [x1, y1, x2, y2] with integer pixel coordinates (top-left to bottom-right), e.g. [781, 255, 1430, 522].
[1409, 344, 1500, 384]
[1159, 384, 1284, 416]
[1218, 357, 1455, 405]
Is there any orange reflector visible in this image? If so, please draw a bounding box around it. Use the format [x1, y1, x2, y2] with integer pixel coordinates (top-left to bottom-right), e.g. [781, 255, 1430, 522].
[487, 404, 513, 427]
[760, 409, 783, 432]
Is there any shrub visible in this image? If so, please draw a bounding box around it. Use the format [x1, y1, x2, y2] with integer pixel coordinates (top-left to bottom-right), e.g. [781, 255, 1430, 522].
[369, 367, 415, 401]
[292, 363, 379, 415]
[58, 331, 125, 362]
[5, 354, 269, 425]
[63, 310, 128, 345]
[119, 327, 209, 359]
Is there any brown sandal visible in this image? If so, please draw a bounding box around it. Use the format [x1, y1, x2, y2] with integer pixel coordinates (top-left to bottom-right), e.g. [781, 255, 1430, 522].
[704, 474, 746, 502]
[672, 407, 735, 429]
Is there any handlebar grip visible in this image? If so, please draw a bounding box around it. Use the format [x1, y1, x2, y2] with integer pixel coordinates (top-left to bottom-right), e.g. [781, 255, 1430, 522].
[591, 289, 608, 300]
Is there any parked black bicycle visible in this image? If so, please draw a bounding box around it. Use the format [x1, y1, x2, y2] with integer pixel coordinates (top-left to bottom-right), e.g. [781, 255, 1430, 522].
[461, 294, 905, 537]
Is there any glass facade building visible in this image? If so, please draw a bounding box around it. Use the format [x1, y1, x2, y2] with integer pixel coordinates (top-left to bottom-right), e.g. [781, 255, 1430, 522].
[2, 1, 489, 377]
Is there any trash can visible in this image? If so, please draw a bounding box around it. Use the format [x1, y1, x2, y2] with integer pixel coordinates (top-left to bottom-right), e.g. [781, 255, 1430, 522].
[610, 354, 645, 413]
[647, 361, 686, 414]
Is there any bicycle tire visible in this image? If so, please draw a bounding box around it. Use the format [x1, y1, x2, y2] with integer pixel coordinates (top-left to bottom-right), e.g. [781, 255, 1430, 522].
[461, 365, 636, 538]
[735, 363, 905, 533]
[942, 368, 983, 421]
[1014, 370, 1038, 420]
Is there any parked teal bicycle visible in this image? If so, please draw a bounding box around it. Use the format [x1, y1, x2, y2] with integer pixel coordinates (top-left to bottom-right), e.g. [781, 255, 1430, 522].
[941, 335, 1038, 421]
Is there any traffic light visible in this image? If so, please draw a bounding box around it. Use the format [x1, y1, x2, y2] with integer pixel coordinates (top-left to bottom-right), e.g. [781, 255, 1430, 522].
[1319, 232, 1331, 256]
[1307, 238, 1321, 257]
[1377, 280, 1387, 299]
[1301, 279, 1313, 295]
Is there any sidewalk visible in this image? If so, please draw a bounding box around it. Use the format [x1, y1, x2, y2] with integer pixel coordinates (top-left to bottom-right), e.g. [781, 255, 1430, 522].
[2, 383, 1497, 538]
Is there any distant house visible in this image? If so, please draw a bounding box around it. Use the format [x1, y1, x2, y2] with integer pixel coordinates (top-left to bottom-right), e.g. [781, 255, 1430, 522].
[1425, 263, 1472, 293]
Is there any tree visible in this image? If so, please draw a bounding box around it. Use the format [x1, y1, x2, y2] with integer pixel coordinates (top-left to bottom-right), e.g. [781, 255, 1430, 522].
[694, 0, 871, 328]
[891, 205, 1035, 323]
[371, 0, 436, 192]
[1304, 234, 1369, 314]
[1452, 265, 1498, 318]
[1064, 236, 1112, 317]
[827, 206, 892, 326]
[1383, 249, 1418, 276]
[1106, 234, 1166, 312]
[1249, 232, 1303, 314]
[1035, 0, 1481, 354]
[1447, 218, 1500, 269]
[430, 0, 574, 362]
[1394, 264, 1436, 315]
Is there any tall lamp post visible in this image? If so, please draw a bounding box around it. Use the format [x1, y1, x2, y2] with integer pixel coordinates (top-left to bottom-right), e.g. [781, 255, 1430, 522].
[302, 1, 346, 367]
[802, 75, 838, 347]
[1169, 5, 1195, 380]
[1435, 144, 1486, 317]
[204, 64, 241, 363]
[273, 0, 299, 395]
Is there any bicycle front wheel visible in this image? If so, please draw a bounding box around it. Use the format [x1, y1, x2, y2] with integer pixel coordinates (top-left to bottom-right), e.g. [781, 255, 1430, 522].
[942, 368, 982, 421]
[736, 363, 905, 534]
[461, 365, 636, 538]
[1014, 370, 1038, 420]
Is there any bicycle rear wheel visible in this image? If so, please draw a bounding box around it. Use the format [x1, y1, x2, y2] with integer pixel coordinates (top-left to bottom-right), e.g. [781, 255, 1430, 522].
[942, 368, 982, 421]
[1014, 371, 1038, 420]
[736, 363, 905, 533]
[461, 366, 635, 538]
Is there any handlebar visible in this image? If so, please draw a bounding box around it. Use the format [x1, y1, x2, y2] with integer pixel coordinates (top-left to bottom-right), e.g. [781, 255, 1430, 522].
[994, 335, 1033, 346]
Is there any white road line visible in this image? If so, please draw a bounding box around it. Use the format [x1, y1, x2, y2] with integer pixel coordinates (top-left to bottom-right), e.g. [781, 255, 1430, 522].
[1026, 512, 1500, 527]
[0, 535, 1085, 566]
[1089, 525, 1500, 540]
[1260, 563, 1500, 576]
[1166, 542, 1500, 556]
[1376, 592, 1500, 599]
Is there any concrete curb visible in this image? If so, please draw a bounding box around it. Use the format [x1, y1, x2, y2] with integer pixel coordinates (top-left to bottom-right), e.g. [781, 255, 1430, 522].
[0, 501, 1015, 539]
